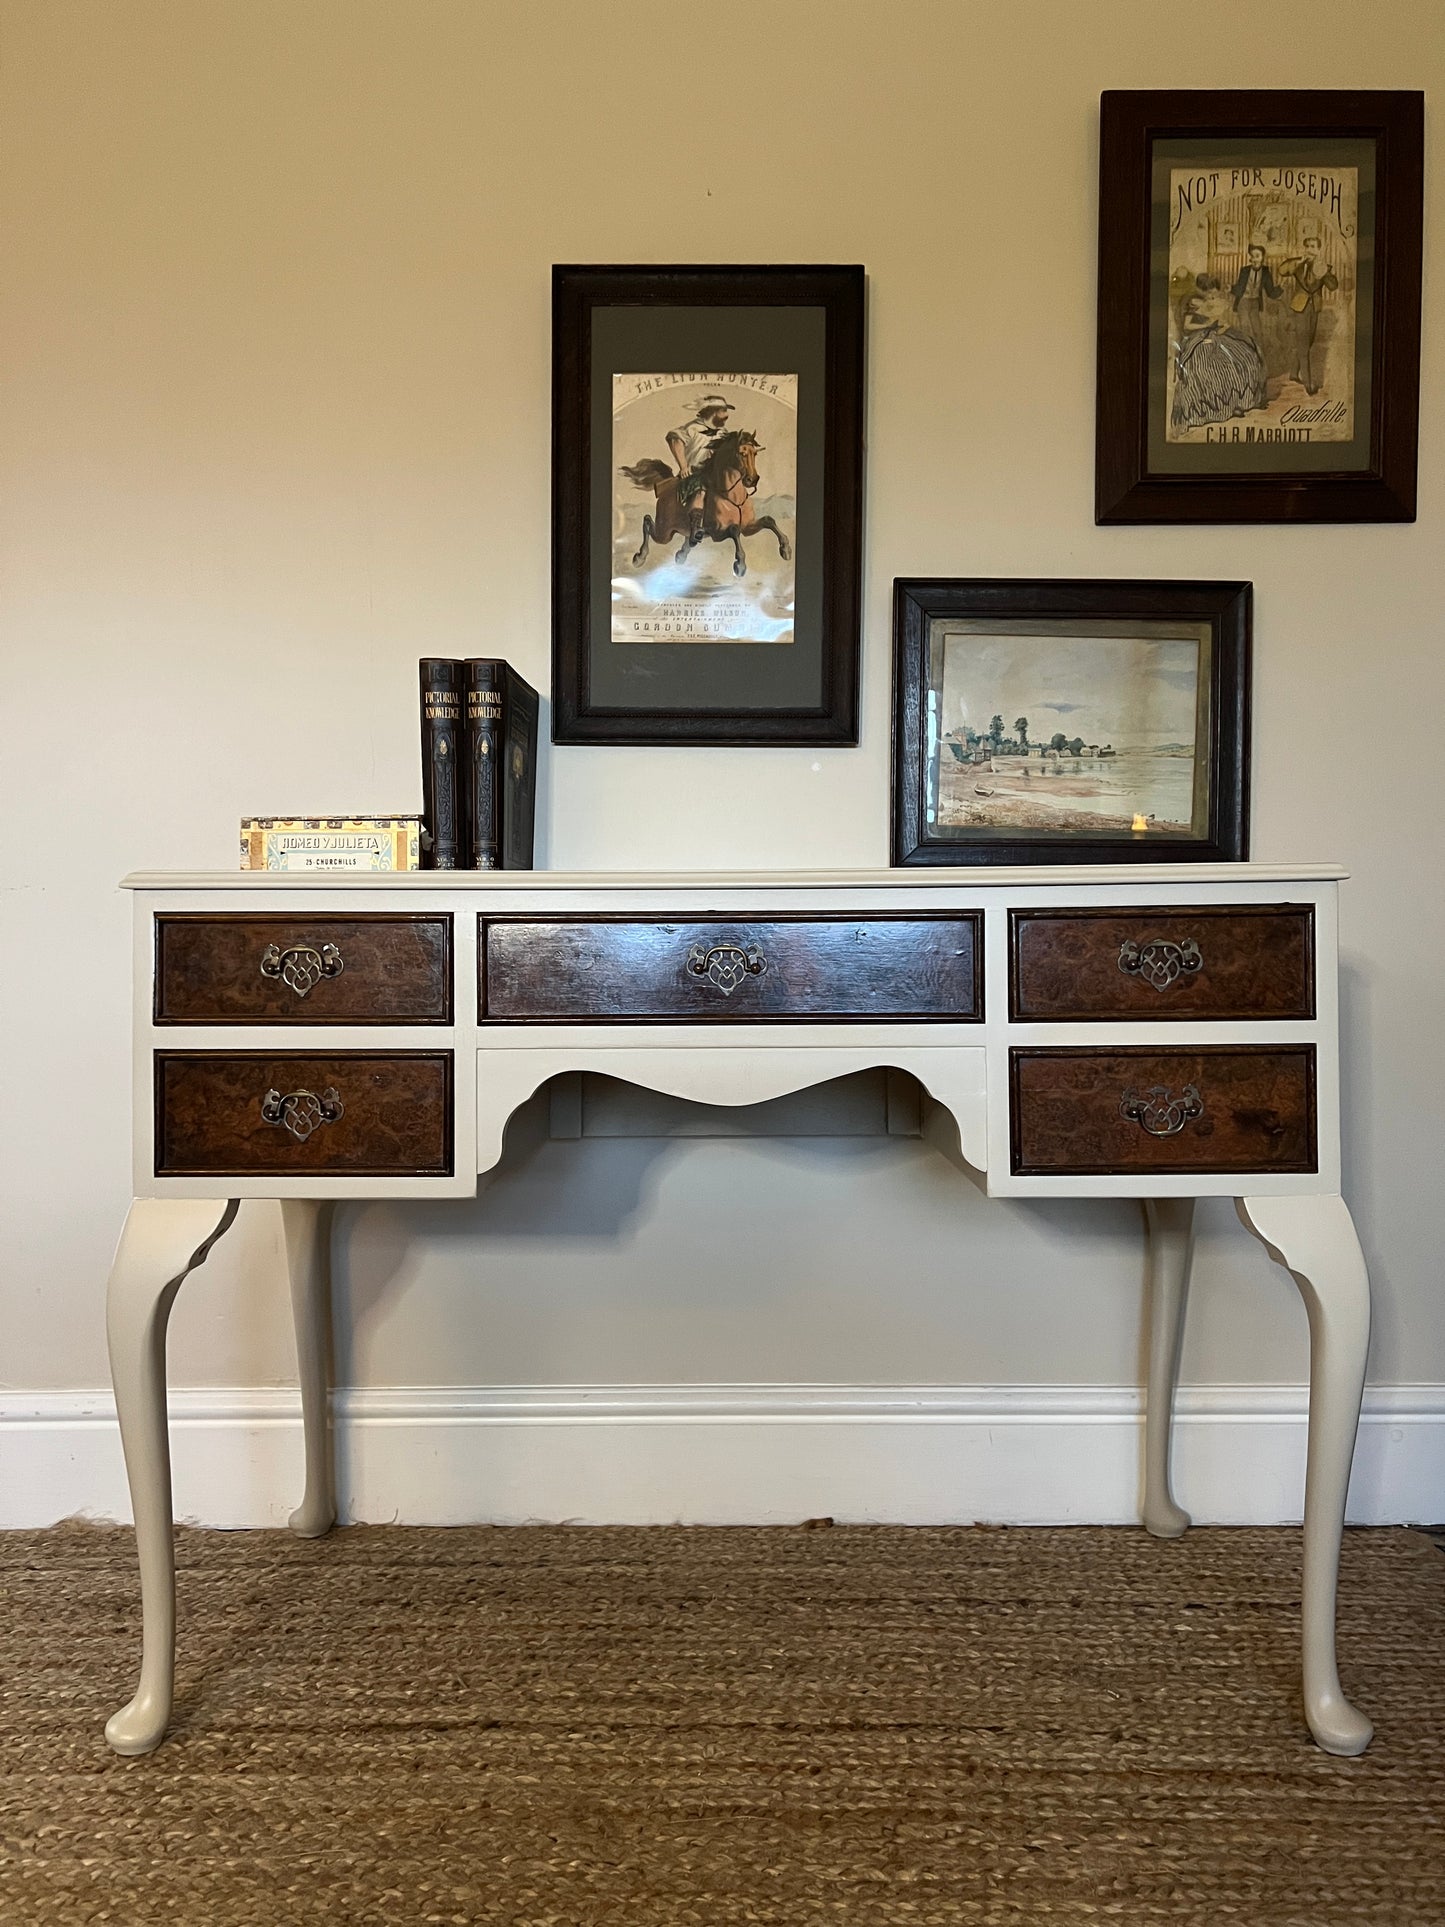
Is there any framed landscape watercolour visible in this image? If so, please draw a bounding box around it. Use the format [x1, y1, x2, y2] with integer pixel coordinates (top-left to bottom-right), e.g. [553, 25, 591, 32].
[552, 265, 864, 745]
[892, 580, 1250, 867]
[1097, 91, 1423, 523]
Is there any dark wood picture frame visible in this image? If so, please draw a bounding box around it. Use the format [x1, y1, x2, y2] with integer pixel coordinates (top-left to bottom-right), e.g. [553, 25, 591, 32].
[1096, 90, 1423, 524]
[892, 578, 1251, 867]
[552, 264, 864, 745]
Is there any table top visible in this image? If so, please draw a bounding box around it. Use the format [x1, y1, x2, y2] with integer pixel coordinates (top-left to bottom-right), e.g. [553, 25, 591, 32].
[122, 863, 1348, 892]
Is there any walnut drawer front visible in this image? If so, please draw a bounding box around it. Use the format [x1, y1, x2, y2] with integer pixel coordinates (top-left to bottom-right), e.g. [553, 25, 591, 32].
[1009, 1045, 1316, 1176]
[154, 915, 452, 1024]
[155, 1052, 453, 1176]
[479, 914, 983, 1022]
[1009, 906, 1314, 1021]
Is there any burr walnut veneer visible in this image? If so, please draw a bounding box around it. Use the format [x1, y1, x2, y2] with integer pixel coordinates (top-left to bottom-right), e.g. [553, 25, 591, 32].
[106, 865, 1372, 1761]
[480, 913, 982, 1022]
[1009, 905, 1315, 1022]
[154, 1051, 454, 1177]
[153, 913, 452, 1024]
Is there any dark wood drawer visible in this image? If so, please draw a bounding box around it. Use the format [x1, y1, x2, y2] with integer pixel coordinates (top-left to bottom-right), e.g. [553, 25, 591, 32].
[1009, 906, 1314, 1021]
[154, 915, 452, 1024]
[479, 914, 983, 1022]
[155, 1052, 453, 1176]
[1009, 1046, 1316, 1176]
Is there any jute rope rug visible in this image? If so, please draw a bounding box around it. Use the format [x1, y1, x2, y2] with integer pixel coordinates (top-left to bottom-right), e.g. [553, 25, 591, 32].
[1, 1523, 1442, 1924]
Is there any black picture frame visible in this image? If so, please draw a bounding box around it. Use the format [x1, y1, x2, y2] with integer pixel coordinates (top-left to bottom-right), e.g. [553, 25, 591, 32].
[892, 579, 1251, 867]
[552, 264, 864, 745]
[1096, 90, 1423, 524]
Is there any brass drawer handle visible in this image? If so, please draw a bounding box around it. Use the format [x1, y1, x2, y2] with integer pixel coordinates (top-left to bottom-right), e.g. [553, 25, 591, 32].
[260, 1086, 345, 1141]
[685, 942, 767, 997]
[260, 942, 344, 999]
[1118, 937, 1202, 993]
[1120, 1083, 1204, 1138]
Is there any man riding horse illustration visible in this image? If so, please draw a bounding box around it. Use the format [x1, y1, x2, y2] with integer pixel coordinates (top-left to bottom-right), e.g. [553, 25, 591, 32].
[667, 395, 734, 544]
[619, 392, 792, 579]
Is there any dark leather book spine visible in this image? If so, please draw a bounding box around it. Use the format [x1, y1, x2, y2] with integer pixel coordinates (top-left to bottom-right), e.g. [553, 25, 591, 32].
[499, 667, 540, 870]
[419, 659, 464, 870]
[463, 659, 504, 870]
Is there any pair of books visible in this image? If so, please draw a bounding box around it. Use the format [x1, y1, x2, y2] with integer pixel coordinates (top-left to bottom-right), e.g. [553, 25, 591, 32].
[419, 659, 539, 870]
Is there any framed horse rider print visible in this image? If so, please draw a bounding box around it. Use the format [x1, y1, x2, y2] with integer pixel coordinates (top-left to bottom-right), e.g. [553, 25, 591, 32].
[552, 265, 864, 744]
[1096, 92, 1423, 523]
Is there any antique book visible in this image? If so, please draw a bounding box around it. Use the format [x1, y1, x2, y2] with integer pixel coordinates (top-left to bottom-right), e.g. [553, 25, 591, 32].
[418, 658, 464, 869]
[463, 659, 503, 870]
[239, 817, 422, 872]
[462, 658, 539, 869]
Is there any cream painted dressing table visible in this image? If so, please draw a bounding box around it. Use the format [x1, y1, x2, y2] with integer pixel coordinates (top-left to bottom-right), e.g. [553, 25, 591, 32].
[106, 864, 1372, 1756]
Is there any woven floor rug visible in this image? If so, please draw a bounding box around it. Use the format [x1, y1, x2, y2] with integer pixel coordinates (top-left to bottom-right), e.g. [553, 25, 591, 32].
[1, 1523, 1442, 1925]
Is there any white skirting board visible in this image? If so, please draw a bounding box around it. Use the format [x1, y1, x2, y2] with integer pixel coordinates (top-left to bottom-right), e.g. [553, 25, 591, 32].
[3, 1383, 1442, 1530]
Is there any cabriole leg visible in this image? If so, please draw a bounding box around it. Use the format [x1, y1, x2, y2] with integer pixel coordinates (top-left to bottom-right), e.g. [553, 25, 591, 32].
[1142, 1197, 1195, 1539]
[282, 1200, 337, 1537]
[1237, 1193, 1373, 1757]
[104, 1196, 240, 1756]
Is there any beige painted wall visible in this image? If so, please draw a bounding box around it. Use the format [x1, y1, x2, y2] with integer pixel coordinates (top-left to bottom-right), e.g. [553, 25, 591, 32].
[2, 0, 1440, 1405]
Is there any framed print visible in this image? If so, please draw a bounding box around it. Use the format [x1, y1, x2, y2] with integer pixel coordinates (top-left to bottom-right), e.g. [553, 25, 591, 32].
[1096, 91, 1422, 523]
[552, 265, 864, 745]
[892, 579, 1250, 867]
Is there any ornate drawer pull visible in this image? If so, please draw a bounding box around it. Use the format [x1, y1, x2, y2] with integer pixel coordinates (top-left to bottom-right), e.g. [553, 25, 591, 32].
[1120, 1083, 1204, 1138]
[260, 1086, 344, 1141]
[1118, 936, 1202, 993]
[260, 942, 344, 998]
[685, 942, 767, 997]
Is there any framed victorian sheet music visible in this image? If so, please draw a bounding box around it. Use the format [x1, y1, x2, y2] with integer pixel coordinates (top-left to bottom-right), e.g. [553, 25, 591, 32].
[552, 265, 864, 744]
[1096, 92, 1422, 523]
